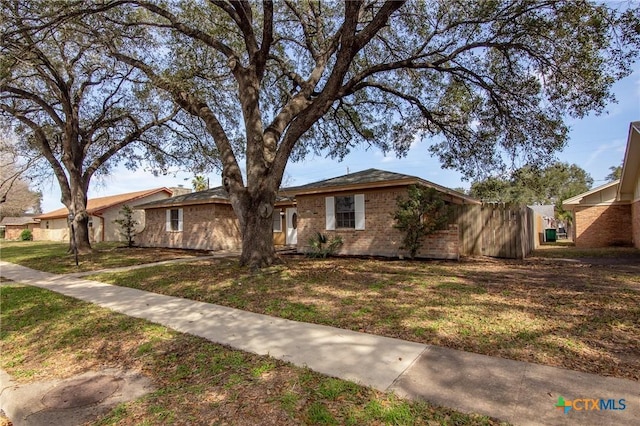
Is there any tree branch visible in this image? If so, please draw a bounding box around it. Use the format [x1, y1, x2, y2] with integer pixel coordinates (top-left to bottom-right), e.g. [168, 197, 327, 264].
[135, 1, 238, 60]
[1, 85, 65, 127]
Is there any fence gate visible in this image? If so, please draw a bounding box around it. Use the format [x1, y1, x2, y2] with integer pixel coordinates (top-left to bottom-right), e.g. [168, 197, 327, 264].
[454, 203, 534, 259]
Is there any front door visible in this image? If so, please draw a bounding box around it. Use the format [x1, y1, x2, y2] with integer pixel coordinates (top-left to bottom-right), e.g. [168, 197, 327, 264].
[286, 208, 298, 245]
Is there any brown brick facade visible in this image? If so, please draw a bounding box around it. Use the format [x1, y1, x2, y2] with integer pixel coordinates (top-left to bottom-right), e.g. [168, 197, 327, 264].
[632, 200, 640, 249]
[138, 203, 242, 250]
[4, 223, 39, 240]
[574, 204, 633, 248]
[296, 187, 459, 259]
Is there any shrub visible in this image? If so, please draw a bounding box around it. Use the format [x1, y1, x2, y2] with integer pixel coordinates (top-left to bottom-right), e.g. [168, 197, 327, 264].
[307, 232, 343, 258]
[393, 185, 451, 259]
[19, 229, 33, 241]
[114, 204, 138, 247]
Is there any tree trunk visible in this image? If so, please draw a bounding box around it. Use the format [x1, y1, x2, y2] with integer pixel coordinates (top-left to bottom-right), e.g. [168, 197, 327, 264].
[73, 213, 92, 254]
[66, 180, 93, 255]
[239, 210, 278, 268]
[235, 185, 279, 269]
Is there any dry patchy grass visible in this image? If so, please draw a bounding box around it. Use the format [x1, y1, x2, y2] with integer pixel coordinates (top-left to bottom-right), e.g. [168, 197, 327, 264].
[94, 253, 640, 381]
[0, 283, 500, 425]
[0, 241, 210, 274]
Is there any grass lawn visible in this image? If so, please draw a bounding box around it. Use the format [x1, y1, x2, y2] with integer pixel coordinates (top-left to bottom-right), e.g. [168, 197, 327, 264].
[531, 244, 640, 259]
[2, 242, 638, 383]
[90, 251, 640, 382]
[0, 282, 501, 425]
[0, 241, 210, 274]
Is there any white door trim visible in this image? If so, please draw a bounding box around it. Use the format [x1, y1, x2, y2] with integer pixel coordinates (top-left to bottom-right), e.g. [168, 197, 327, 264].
[286, 208, 298, 245]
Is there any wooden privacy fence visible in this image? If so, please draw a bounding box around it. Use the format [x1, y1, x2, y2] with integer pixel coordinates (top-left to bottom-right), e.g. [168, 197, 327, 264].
[452, 203, 535, 259]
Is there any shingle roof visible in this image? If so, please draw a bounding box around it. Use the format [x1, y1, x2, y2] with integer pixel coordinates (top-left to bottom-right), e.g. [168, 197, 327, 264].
[138, 168, 479, 209]
[0, 216, 40, 226]
[137, 186, 231, 209]
[282, 168, 479, 204]
[287, 169, 416, 191]
[36, 188, 172, 219]
[138, 185, 296, 210]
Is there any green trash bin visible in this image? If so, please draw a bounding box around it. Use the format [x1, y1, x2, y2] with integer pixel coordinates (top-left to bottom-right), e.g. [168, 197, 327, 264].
[545, 228, 557, 242]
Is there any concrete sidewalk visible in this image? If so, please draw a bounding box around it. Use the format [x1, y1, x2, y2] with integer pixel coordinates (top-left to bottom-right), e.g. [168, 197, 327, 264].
[1, 261, 638, 425]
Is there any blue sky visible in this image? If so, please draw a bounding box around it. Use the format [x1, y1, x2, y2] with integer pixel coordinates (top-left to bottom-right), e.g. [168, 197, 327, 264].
[40, 68, 639, 212]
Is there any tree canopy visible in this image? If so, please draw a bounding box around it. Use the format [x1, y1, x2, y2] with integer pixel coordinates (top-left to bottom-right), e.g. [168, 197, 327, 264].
[4, 0, 638, 267]
[0, 161, 42, 218]
[469, 162, 594, 207]
[192, 175, 208, 191]
[0, 0, 196, 251]
[0, 130, 43, 217]
[606, 165, 623, 182]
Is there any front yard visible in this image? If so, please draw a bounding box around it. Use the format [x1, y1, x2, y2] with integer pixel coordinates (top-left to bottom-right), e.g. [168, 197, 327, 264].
[89, 251, 640, 381]
[1, 281, 497, 425]
[0, 241, 211, 274]
[2, 241, 639, 383]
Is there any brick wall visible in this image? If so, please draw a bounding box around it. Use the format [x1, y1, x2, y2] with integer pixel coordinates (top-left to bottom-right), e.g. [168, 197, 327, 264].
[574, 204, 633, 247]
[296, 187, 459, 259]
[4, 223, 39, 240]
[632, 200, 640, 249]
[101, 192, 170, 242]
[32, 228, 68, 241]
[138, 203, 242, 250]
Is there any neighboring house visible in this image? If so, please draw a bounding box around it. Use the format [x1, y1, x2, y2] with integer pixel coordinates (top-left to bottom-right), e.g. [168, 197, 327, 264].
[35, 188, 174, 243]
[0, 216, 40, 240]
[136, 187, 295, 251]
[137, 168, 480, 259]
[563, 121, 640, 248]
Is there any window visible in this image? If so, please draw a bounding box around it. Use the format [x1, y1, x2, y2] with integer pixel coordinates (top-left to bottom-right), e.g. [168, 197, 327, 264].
[335, 196, 355, 228]
[325, 194, 365, 230]
[166, 208, 183, 232]
[273, 210, 282, 232]
[170, 209, 179, 230]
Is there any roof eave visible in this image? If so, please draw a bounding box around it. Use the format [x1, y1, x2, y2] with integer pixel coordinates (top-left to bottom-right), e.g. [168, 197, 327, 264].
[138, 197, 231, 210]
[292, 177, 480, 204]
[562, 180, 620, 206]
[617, 121, 640, 198]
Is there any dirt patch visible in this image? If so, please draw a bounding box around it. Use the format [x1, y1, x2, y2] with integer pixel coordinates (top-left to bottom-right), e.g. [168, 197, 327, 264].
[41, 374, 121, 409]
[0, 368, 153, 426]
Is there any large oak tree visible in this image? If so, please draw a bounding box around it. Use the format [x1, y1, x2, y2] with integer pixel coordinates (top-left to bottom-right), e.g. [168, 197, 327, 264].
[28, 1, 640, 266]
[0, 0, 188, 252]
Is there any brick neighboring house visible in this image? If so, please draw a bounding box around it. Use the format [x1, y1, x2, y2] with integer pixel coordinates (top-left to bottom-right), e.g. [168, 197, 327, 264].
[0, 216, 40, 240]
[563, 121, 640, 248]
[137, 169, 480, 259]
[35, 188, 174, 243]
[136, 187, 295, 251]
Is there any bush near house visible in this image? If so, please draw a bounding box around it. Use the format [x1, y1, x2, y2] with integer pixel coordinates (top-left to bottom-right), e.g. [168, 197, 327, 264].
[114, 204, 138, 248]
[307, 232, 343, 258]
[394, 185, 451, 258]
[19, 229, 32, 241]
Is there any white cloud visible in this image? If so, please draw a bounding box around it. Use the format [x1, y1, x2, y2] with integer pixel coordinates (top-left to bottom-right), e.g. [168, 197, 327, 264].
[584, 138, 626, 167]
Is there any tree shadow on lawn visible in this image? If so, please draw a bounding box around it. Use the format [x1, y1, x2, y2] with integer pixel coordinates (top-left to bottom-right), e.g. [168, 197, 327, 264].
[2, 284, 503, 426]
[89, 256, 640, 381]
[256, 258, 640, 380]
